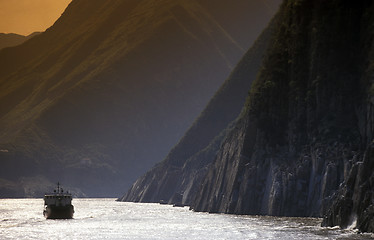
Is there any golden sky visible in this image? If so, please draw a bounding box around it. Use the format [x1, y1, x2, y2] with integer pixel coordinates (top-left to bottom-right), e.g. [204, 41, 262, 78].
[0, 0, 72, 36]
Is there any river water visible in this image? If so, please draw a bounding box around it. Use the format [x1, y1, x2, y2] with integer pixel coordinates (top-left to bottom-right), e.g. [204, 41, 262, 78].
[0, 198, 373, 239]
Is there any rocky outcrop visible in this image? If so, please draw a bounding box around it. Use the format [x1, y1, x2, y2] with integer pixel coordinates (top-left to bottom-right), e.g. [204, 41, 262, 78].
[191, 0, 374, 232]
[119, 19, 275, 204]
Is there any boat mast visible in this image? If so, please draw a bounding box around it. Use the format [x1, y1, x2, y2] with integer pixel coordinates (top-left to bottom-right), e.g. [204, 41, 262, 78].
[57, 182, 60, 194]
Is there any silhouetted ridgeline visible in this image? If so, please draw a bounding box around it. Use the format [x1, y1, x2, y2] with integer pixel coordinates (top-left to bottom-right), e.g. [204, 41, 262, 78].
[0, 32, 40, 50]
[0, 0, 279, 197]
[122, 0, 374, 233]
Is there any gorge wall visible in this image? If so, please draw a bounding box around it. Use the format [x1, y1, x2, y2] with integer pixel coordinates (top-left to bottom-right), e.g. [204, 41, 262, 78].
[123, 0, 374, 233]
[191, 0, 374, 232]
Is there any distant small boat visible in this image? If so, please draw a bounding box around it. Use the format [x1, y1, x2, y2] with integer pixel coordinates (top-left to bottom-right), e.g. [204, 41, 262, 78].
[43, 182, 74, 219]
[172, 203, 184, 207]
[159, 200, 168, 205]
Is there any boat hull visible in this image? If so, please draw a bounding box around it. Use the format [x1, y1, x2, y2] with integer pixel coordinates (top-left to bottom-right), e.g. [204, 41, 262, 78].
[43, 205, 74, 219]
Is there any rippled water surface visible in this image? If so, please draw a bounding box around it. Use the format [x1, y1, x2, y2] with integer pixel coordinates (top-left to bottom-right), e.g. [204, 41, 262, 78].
[1, 199, 373, 239]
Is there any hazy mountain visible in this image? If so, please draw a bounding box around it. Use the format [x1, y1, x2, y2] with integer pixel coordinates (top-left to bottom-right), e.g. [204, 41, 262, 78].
[0, 0, 280, 197]
[120, 18, 276, 204]
[123, 0, 374, 233]
[0, 32, 40, 50]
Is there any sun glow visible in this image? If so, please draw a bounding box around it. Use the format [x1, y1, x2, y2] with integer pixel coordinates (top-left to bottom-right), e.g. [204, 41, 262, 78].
[0, 0, 71, 36]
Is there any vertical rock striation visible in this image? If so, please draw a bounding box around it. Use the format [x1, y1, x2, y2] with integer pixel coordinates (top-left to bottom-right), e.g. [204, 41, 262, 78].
[192, 0, 374, 233]
[321, 2, 374, 231]
[123, 0, 374, 233]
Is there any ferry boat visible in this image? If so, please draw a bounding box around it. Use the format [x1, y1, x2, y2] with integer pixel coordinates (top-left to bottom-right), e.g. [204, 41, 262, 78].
[43, 182, 74, 219]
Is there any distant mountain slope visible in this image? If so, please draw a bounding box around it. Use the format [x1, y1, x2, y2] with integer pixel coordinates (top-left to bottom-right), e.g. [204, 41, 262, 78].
[119, 19, 276, 204]
[198, 0, 280, 48]
[0, 32, 40, 50]
[0, 0, 279, 197]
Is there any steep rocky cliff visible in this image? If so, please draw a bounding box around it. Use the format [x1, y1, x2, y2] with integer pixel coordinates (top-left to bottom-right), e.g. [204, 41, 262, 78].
[191, 0, 374, 233]
[0, 0, 279, 197]
[119, 20, 276, 204]
[121, 0, 374, 233]
[321, 1, 374, 232]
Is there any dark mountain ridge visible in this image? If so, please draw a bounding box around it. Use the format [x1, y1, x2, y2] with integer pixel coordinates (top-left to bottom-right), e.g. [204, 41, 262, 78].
[0, 32, 40, 50]
[0, 0, 279, 197]
[122, 0, 374, 233]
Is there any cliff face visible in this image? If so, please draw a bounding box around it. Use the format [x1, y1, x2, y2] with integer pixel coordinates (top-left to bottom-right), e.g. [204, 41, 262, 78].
[119, 21, 275, 204]
[321, 2, 374, 231]
[191, 0, 374, 233]
[121, 0, 374, 233]
[0, 0, 279, 197]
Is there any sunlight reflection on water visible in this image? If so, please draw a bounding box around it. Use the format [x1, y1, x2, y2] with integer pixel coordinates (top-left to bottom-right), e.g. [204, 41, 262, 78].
[0, 199, 373, 240]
